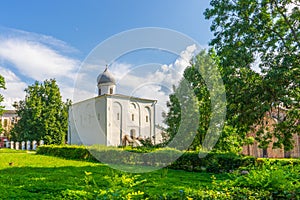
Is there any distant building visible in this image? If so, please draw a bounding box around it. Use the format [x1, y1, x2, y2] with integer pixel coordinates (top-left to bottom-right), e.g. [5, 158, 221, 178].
[68, 67, 158, 146]
[1, 110, 18, 135]
[242, 107, 300, 158]
[0, 110, 18, 147]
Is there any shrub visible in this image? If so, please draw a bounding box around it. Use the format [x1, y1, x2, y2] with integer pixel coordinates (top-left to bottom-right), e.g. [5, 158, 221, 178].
[37, 145, 95, 161]
[170, 151, 255, 173]
[37, 145, 256, 173]
[256, 158, 300, 167]
[223, 163, 300, 199]
[83, 172, 146, 199]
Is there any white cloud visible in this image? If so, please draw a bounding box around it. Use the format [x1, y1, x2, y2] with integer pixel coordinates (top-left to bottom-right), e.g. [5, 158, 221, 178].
[109, 44, 198, 125]
[0, 67, 27, 109]
[0, 28, 81, 108]
[71, 63, 105, 103]
[0, 38, 79, 81]
[0, 26, 78, 54]
[110, 62, 132, 80]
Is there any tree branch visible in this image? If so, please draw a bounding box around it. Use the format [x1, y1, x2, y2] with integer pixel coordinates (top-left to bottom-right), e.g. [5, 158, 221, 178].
[273, 0, 300, 47]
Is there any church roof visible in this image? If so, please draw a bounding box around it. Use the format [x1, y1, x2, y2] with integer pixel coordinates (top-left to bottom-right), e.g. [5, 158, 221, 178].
[104, 94, 157, 103]
[97, 68, 116, 85]
[71, 94, 156, 106]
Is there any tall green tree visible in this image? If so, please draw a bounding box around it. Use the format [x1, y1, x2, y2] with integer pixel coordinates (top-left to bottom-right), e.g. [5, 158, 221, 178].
[11, 79, 70, 144]
[204, 0, 300, 150]
[165, 51, 232, 151]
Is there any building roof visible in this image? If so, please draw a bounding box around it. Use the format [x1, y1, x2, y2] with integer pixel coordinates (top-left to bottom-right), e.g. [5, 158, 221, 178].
[104, 93, 157, 103]
[72, 93, 156, 106]
[97, 68, 116, 85]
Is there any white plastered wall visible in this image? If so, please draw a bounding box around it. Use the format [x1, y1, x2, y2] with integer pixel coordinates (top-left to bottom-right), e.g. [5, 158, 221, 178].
[68, 97, 107, 145]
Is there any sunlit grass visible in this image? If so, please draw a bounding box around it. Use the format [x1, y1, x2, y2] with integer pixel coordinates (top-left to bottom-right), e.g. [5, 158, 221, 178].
[0, 150, 226, 199]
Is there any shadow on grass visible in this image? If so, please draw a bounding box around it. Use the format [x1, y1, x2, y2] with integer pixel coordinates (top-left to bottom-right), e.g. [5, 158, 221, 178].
[0, 162, 228, 199]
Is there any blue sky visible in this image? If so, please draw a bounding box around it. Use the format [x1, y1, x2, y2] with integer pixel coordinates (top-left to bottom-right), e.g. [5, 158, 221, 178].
[1, 0, 212, 55]
[0, 1, 213, 124]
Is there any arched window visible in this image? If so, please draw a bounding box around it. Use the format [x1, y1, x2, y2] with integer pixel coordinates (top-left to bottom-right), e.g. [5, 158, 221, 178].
[110, 88, 113, 94]
[130, 103, 136, 109]
[98, 89, 101, 95]
[145, 107, 151, 122]
[131, 114, 134, 121]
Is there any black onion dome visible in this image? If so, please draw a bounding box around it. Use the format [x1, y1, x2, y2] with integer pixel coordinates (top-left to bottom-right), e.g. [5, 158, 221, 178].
[97, 68, 116, 84]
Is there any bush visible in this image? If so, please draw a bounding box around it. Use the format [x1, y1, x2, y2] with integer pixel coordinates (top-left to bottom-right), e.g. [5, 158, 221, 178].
[37, 145, 95, 161]
[37, 145, 256, 173]
[256, 158, 300, 167]
[222, 163, 300, 199]
[169, 151, 255, 173]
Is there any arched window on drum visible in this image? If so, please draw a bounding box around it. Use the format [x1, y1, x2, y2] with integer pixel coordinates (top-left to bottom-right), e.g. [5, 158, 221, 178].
[145, 107, 151, 123]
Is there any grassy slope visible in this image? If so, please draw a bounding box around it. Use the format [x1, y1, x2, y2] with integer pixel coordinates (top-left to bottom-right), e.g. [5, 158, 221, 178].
[0, 149, 228, 199]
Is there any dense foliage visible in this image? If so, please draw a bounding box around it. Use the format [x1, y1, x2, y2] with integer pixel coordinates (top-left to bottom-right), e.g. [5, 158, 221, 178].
[164, 71, 200, 151]
[37, 145, 255, 173]
[216, 160, 300, 199]
[204, 0, 300, 150]
[11, 79, 71, 144]
[164, 50, 243, 152]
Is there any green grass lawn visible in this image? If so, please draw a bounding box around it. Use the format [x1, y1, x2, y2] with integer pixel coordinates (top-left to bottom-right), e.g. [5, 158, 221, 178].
[1, 149, 299, 199]
[0, 149, 228, 199]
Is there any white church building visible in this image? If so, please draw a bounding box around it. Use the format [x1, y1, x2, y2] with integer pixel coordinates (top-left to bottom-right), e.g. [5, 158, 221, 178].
[68, 67, 157, 146]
